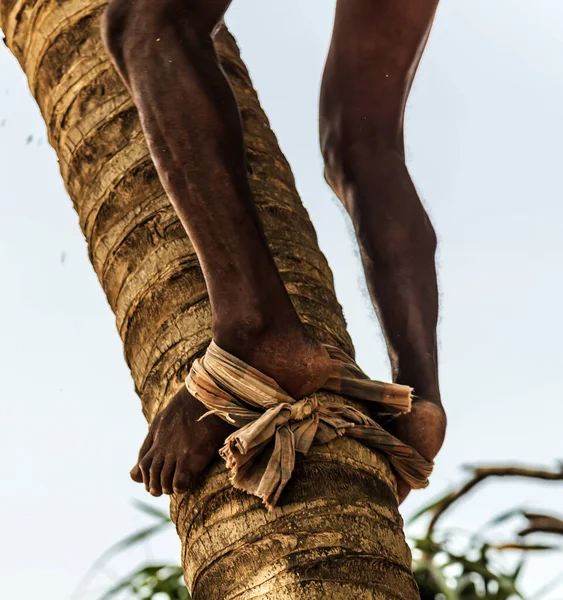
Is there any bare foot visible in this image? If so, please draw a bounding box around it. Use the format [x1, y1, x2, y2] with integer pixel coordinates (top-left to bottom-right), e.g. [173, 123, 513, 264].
[131, 321, 332, 496]
[386, 400, 447, 503]
[130, 385, 234, 496]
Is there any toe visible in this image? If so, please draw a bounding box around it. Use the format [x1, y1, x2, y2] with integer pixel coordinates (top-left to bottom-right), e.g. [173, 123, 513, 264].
[149, 454, 164, 498]
[161, 459, 176, 495]
[173, 459, 193, 494]
[130, 463, 144, 483]
[131, 430, 155, 484]
[139, 451, 155, 493]
[149, 456, 165, 496]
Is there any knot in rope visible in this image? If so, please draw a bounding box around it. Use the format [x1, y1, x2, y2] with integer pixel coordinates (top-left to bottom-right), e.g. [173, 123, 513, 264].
[288, 397, 319, 421]
[186, 340, 433, 510]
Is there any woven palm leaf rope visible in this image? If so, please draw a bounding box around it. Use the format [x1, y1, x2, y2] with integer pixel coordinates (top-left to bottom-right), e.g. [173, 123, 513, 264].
[186, 340, 433, 509]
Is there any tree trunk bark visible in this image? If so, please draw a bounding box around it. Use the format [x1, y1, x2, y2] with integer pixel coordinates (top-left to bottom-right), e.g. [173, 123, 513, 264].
[0, 1, 419, 598]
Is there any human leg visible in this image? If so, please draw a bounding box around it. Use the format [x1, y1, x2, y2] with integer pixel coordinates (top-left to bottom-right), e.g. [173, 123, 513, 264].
[102, 0, 330, 495]
[320, 0, 446, 501]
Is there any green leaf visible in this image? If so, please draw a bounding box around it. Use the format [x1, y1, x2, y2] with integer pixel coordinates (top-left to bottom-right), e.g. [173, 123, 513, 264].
[428, 561, 457, 600]
[411, 537, 443, 556]
[97, 522, 170, 563]
[73, 522, 171, 598]
[511, 558, 525, 584]
[444, 552, 524, 600]
[407, 493, 453, 526]
[97, 564, 171, 600]
[487, 509, 522, 527]
[97, 575, 138, 600]
[132, 499, 172, 522]
[456, 574, 481, 600]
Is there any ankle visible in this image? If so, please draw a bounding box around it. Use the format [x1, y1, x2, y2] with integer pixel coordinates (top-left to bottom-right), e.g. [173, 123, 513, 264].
[393, 364, 441, 405]
[212, 309, 298, 356]
[211, 311, 331, 399]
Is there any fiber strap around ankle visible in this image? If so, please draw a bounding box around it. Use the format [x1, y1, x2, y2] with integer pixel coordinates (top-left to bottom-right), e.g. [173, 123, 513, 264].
[186, 340, 434, 510]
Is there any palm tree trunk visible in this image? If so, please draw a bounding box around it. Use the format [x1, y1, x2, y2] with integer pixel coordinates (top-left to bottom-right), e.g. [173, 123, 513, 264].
[1, 2, 419, 598]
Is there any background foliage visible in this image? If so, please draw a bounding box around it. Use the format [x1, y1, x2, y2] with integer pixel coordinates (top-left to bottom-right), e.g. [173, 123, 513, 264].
[72, 463, 563, 600]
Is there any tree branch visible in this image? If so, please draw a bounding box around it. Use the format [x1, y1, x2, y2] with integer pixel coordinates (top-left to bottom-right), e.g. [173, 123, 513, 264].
[427, 463, 563, 537]
[520, 513, 563, 537]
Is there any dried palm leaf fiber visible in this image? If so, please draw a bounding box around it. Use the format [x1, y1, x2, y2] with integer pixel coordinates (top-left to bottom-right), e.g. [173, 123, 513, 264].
[187, 341, 433, 509]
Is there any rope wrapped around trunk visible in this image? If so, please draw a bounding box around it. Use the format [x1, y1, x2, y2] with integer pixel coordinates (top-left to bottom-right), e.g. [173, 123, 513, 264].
[186, 341, 433, 509]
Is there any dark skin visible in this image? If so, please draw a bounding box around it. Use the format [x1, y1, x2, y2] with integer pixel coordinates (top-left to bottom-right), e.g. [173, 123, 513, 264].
[102, 0, 446, 503]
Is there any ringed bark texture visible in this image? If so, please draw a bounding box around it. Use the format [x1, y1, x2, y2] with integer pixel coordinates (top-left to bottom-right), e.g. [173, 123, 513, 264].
[1, 2, 419, 598]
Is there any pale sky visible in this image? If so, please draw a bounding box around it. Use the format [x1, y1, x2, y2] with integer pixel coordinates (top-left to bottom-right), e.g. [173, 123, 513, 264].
[1, 1, 563, 598]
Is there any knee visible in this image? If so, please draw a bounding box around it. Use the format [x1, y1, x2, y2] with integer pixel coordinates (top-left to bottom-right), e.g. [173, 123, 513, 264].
[320, 73, 404, 158]
[321, 112, 405, 203]
[321, 124, 402, 212]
